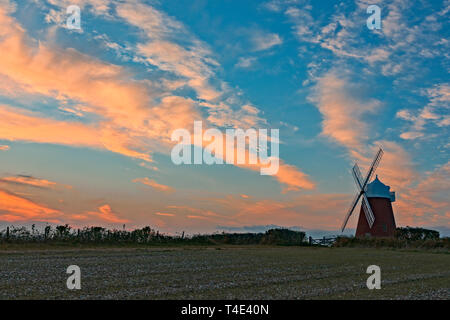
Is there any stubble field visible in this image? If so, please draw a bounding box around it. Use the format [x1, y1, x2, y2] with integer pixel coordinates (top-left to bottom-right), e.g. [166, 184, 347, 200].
[0, 246, 449, 299]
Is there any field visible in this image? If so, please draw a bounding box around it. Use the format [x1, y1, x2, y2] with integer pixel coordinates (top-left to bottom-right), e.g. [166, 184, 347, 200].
[0, 246, 449, 299]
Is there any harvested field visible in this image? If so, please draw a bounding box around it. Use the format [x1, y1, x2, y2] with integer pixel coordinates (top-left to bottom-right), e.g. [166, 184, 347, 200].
[0, 246, 448, 299]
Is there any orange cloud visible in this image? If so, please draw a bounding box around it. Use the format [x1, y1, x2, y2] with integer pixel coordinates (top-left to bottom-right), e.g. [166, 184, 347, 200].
[0, 175, 57, 189]
[133, 177, 174, 192]
[72, 204, 129, 224]
[310, 72, 381, 151]
[155, 212, 175, 217]
[238, 160, 316, 191]
[395, 161, 450, 227]
[0, 105, 102, 149]
[275, 162, 316, 191]
[0, 189, 61, 222]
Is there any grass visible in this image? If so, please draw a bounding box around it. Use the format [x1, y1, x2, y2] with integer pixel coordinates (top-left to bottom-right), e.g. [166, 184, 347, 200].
[0, 246, 448, 299]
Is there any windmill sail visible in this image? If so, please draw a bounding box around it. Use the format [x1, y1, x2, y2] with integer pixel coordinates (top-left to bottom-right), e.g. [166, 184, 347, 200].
[363, 148, 383, 187]
[341, 192, 362, 232]
[341, 148, 383, 232]
[362, 195, 375, 227]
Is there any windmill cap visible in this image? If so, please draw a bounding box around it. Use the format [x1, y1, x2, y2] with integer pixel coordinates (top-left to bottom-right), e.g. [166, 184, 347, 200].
[366, 175, 395, 201]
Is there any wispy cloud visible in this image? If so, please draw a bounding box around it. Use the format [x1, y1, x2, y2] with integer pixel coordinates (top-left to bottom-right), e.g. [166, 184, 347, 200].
[0, 175, 58, 189]
[251, 32, 282, 51]
[0, 105, 103, 149]
[133, 177, 174, 193]
[397, 83, 450, 140]
[155, 212, 175, 217]
[309, 71, 381, 152]
[236, 57, 257, 68]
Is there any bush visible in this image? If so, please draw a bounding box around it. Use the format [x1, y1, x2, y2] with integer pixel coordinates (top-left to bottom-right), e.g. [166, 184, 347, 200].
[395, 227, 440, 241]
[333, 230, 449, 250]
[0, 225, 307, 246]
[260, 228, 306, 245]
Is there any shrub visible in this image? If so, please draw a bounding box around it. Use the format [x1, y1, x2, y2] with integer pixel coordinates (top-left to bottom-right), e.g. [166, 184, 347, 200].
[395, 227, 440, 241]
[0, 225, 307, 246]
[333, 230, 449, 250]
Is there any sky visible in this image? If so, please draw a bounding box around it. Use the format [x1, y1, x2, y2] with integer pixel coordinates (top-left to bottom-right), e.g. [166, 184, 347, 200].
[0, 0, 448, 235]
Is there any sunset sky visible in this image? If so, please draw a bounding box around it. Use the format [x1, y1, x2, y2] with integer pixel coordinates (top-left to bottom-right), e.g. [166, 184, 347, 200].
[0, 0, 448, 234]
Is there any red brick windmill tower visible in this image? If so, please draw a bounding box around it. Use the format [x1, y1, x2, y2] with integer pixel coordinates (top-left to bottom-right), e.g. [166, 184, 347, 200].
[341, 148, 397, 238]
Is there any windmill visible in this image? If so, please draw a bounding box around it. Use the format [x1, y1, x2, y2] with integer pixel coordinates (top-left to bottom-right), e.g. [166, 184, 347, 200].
[341, 148, 397, 238]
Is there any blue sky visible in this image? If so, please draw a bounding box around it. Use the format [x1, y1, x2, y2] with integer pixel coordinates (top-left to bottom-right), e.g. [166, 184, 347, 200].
[0, 0, 448, 234]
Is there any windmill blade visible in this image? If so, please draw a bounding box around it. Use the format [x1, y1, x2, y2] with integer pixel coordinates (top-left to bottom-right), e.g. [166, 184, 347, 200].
[363, 148, 384, 187]
[362, 194, 375, 228]
[341, 192, 362, 232]
[352, 164, 364, 191]
[354, 164, 364, 189]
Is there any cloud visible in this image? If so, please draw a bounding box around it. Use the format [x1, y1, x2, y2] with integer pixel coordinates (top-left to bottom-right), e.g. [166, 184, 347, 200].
[0, 175, 58, 189]
[0, 189, 61, 222]
[155, 212, 175, 217]
[136, 40, 220, 101]
[236, 57, 257, 68]
[133, 177, 174, 192]
[397, 83, 450, 140]
[395, 161, 450, 227]
[251, 32, 282, 51]
[72, 204, 129, 224]
[274, 161, 316, 191]
[309, 71, 381, 151]
[0, 145, 9, 151]
[0, 105, 104, 150]
[0, 184, 128, 225]
[399, 131, 424, 140]
[116, 1, 221, 101]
